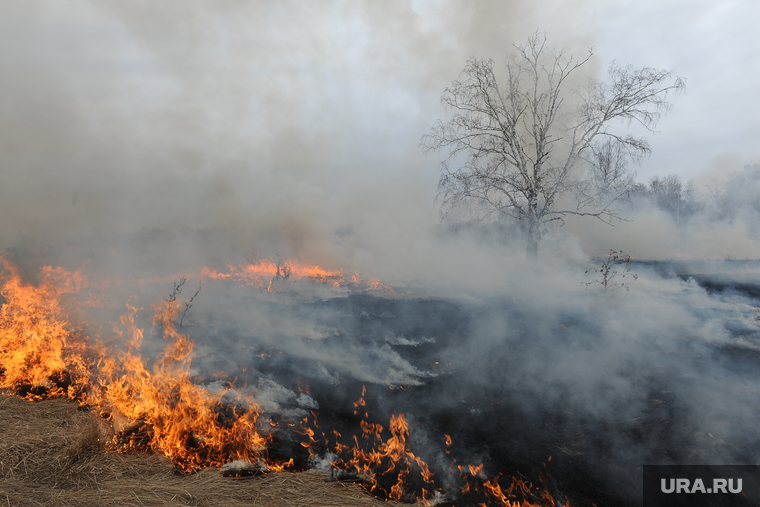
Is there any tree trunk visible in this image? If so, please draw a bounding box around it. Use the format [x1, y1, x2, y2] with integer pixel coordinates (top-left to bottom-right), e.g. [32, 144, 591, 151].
[526, 193, 539, 258]
[526, 233, 539, 258]
[526, 217, 539, 259]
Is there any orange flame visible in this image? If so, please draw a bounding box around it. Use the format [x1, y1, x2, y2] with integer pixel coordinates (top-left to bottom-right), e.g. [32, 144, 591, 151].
[343, 412, 437, 501]
[86, 300, 272, 472]
[202, 258, 393, 293]
[460, 465, 570, 507]
[298, 387, 440, 502]
[0, 258, 569, 505]
[0, 259, 91, 400]
[0, 259, 278, 472]
[295, 389, 570, 506]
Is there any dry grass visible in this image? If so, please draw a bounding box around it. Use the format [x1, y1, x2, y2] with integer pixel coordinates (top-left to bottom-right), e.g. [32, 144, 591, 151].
[0, 394, 388, 507]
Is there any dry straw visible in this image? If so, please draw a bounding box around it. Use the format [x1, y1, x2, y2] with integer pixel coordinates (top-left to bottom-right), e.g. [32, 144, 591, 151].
[0, 394, 386, 507]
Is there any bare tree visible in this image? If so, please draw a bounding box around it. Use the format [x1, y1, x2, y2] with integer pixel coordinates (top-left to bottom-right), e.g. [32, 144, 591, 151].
[421, 32, 685, 257]
[588, 137, 632, 191]
[584, 249, 637, 293]
[647, 175, 702, 228]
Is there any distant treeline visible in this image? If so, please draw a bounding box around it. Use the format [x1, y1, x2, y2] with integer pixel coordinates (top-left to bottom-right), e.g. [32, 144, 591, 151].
[442, 164, 760, 244]
[628, 163, 760, 228]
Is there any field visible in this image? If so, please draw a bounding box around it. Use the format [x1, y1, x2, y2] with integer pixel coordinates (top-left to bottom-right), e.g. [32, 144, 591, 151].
[2, 258, 760, 506]
[0, 394, 386, 507]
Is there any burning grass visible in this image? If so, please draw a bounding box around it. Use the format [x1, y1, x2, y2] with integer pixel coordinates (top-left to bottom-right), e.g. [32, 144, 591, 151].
[0, 257, 278, 473]
[202, 258, 394, 293]
[0, 394, 388, 507]
[0, 257, 578, 506]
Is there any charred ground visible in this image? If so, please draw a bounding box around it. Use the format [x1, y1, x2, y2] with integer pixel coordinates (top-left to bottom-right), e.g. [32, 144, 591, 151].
[165, 260, 758, 505]
[2, 258, 760, 506]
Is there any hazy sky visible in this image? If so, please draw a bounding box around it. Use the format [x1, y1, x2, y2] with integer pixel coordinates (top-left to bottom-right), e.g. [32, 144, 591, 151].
[585, 0, 759, 184]
[0, 0, 757, 262]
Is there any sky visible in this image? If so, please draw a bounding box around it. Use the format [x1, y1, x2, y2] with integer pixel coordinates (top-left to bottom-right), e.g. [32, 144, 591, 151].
[0, 0, 758, 267]
[584, 0, 760, 185]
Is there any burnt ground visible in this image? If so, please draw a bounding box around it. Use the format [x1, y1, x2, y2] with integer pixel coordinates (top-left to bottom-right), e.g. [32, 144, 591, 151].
[5, 260, 760, 506]
[244, 296, 674, 507]
[205, 263, 760, 507]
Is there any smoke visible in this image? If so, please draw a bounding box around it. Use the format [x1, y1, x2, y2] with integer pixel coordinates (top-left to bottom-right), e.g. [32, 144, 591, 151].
[0, 0, 605, 279]
[561, 156, 760, 260]
[106, 255, 757, 504]
[4, 2, 760, 505]
[1, 1, 754, 271]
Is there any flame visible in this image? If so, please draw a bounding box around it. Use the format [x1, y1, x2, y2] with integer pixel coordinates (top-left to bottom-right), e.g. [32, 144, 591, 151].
[0, 258, 570, 505]
[86, 299, 272, 472]
[202, 258, 393, 293]
[0, 259, 91, 400]
[460, 465, 571, 507]
[0, 259, 278, 473]
[340, 413, 437, 502]
[296, 387, 439, 502]
[311, 388, 438, 502]
[295, 388, 570, 506]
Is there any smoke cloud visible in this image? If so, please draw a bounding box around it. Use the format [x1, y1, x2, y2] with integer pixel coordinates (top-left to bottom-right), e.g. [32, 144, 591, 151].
[0, 0, 604, 278]
[3, 2, 760, 505]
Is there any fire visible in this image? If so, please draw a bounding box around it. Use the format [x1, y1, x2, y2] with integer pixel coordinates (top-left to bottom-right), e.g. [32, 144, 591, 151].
[341, 413, 437, 502]
[86, 300, 272, 472]
[296, 387, 570, 506]
[202, 258, 393, 293]
[0, 258, 277, 473]
[0, 258, 570, 505]
[460, 465, 571, 507]
[0, 258, 91, 400]
[300, 387, 439, 502]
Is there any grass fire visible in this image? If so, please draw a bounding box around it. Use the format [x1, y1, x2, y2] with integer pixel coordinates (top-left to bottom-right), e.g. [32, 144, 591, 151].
[1, 2, 759, 506]
[1, 257, 578, 506]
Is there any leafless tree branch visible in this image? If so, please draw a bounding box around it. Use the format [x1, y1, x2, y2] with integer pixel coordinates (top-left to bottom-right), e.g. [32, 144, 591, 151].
[421, 31, 685, 257]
